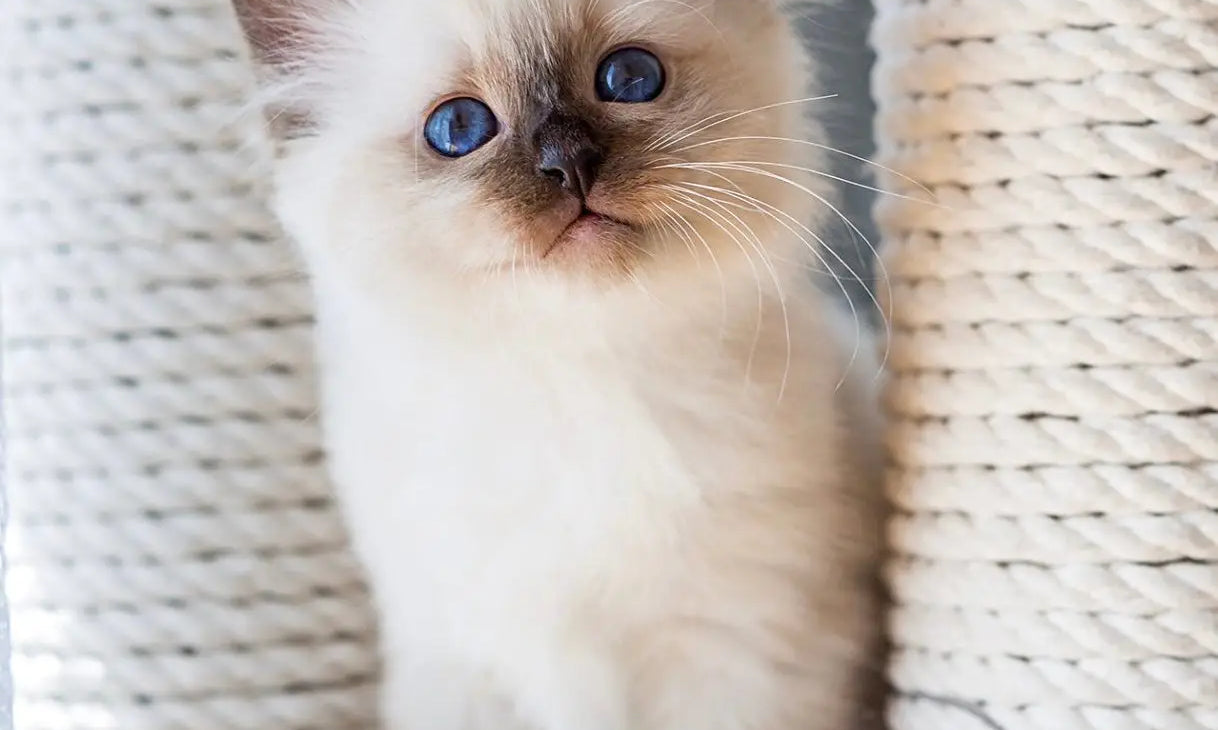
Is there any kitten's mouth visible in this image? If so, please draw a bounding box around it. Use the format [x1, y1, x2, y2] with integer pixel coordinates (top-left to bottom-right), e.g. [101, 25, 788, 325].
[543, 206, 632, 259]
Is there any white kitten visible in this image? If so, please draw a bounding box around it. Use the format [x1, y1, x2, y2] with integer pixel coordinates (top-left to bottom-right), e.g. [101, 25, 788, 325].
[234, 1, 885, 728]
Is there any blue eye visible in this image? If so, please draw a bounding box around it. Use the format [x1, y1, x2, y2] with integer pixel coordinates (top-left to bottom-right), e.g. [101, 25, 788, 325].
[424, 97, 499, 158]
[596, 47, 665, 103]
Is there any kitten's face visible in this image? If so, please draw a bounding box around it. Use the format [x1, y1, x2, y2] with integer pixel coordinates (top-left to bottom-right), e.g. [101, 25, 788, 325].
[238, 0, 821, 288]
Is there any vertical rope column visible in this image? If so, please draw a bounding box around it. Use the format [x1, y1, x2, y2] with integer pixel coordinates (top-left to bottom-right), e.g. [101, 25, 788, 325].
[0, 2, 378, 728]
[873, 1, 1218, 729]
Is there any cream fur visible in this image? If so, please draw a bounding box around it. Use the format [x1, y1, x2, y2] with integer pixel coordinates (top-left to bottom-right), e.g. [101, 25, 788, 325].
[246, 0, 885, 728]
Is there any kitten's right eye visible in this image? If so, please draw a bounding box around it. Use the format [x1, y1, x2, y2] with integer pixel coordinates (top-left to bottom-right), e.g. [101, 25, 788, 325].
[424, 97, 499, 158]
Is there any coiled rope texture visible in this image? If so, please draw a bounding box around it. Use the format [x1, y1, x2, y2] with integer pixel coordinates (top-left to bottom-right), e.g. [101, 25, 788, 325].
[873, 1, 1218, 729]
[0, 2, 379, 728]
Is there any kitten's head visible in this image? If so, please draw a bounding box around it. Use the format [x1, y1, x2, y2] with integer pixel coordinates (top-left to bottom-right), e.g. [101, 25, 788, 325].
[236, 0, 826, 295]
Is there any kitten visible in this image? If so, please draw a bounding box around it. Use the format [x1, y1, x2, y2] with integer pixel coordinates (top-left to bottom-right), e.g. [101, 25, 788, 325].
[233, 1, 886, 728]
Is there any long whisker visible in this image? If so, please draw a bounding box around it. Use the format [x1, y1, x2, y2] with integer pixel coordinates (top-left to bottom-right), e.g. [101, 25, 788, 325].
[658, 200, 730, 333]
[665, 160, 899, 358]
[622, 236, 657, 259]
[642, 109, 737, 154]
[669, 185, 794, 403]
[664, 164, 887, 303]
[668, 167, 833, 276]
[665, 159, 942, 208]
[649, 94, 838, 153]
[683, 162, 893, 379]
[669, 134, 936, 201]
[667, 187, 788, 318]
[670, 179, 865, 387]
[625, 264, 659, 302]
[667, 189, 772, 392]
[655, 206, 701, 266]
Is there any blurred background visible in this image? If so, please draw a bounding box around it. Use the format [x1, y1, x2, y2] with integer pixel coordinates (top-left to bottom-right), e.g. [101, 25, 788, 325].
[799, 1, 879, 308]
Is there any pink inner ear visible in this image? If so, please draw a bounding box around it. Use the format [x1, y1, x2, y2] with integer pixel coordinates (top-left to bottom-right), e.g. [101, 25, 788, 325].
[232, 0, 315, 66]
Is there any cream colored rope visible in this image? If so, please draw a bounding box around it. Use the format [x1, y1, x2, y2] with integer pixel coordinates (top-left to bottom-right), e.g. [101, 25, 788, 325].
[0, 2, 378, 728]
[874, 1, 1218, 728]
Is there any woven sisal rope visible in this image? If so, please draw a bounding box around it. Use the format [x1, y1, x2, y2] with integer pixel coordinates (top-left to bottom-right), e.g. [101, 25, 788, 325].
[0, 2, 379, 728]
[873, 1, 1218, 729]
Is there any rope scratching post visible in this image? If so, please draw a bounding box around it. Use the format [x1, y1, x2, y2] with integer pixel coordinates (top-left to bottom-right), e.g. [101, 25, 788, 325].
[0, 2, 377, 728]
[873, 1, 1218, 729]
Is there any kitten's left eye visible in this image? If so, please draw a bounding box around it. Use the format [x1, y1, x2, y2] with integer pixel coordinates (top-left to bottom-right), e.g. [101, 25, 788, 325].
[424, 97, 499, 158]
[596, 47, 665, 103]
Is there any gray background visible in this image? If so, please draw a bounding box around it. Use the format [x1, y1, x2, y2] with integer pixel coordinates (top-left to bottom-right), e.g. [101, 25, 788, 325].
[799, 1, 879, 306]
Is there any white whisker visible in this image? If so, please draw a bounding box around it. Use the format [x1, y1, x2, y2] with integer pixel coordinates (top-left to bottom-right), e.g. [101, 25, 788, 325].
[655, 207, 700, 266]
[663, 170, 883, 387]
[670, 134, 936, 201]
[658, 200, 729, 333]
[649, 94, 837, 153]
[670, 186, 793, 403]
[666, 189, 771, 392]
[642, 109, 736, 154]
[667, 168, 834, 277]
[687, 162, 892, 381]
[667, 159, 943, 209]
[668, 179, 863, 387]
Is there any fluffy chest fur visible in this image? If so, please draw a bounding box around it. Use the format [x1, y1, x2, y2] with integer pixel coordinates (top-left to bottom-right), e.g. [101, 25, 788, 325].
[309, 264, 878, 728]
[314, 266, 846, 617]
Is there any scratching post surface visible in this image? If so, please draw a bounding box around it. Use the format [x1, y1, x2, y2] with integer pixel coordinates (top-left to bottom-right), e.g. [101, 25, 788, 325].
[873, 1, 1218, 729]
[0, 2, 378, 728]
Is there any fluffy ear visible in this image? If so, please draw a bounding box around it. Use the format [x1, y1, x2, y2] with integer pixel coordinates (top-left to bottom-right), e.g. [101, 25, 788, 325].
[233, 0, 326, 137]
[232, 0, 315, 69]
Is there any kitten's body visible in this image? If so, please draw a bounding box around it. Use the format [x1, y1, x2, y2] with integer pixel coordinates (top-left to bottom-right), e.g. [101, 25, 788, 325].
[236, 1, 885, 728]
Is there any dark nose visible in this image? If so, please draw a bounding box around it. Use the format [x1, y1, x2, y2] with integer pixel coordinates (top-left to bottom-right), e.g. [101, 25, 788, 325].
[535, 114, 602, 200]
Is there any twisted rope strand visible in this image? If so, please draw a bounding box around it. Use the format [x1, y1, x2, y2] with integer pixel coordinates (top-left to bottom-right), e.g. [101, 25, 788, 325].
[1, 2, 378, 728]
[875, 0, 1218, 727]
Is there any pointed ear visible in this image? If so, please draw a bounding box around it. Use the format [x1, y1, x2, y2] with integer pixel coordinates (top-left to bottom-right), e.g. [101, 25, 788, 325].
[232, 0, 326, 137]
[232, 0, 314, 69]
